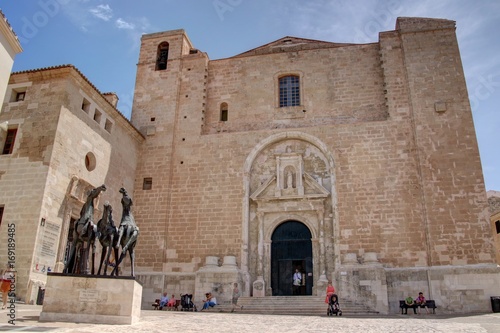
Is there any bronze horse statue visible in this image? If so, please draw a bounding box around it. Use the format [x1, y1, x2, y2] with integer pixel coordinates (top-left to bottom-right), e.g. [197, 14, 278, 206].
[97, 201, 119, 276]
[64, 184, 106, 274]
[111, 187, 139, 276]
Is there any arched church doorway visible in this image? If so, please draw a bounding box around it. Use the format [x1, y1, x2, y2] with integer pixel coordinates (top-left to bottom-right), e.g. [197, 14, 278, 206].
[271, 221, 312, 296]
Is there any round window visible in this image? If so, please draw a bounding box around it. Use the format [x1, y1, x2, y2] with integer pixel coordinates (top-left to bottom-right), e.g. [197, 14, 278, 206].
[85, 152, 96, 171]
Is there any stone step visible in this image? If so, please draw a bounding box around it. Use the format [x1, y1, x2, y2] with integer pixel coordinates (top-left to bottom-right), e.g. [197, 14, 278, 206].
[208, 296, 378, 316]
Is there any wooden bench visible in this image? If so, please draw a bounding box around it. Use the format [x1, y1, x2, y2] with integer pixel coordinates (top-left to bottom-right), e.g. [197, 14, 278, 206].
[399, 300, 437, 314]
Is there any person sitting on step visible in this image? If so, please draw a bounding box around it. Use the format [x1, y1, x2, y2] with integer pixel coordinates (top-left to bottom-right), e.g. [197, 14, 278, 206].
[201, 292, 217, 311]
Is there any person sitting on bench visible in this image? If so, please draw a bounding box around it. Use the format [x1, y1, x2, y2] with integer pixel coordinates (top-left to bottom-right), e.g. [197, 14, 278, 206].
[166, 294, 177, 309]
[403, 295, 416, 314]
[415, 292, 429, 314]
[159, 292, 169, 310]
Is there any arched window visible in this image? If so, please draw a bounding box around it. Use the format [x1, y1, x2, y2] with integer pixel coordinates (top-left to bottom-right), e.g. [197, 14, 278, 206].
[156, 42, 169, 71]
[220, 102, 228, 121]
[279, 75, 300, 107]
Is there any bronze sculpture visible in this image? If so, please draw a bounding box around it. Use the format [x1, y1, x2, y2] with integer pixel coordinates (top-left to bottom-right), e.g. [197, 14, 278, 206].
[64, 184, 106, 274]
[96, 202, 119, 276]
[111, 187, 139, 276]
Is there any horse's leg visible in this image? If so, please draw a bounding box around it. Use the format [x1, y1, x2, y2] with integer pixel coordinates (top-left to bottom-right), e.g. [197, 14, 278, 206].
[82, 240, 92, 274]
[104, 243, 113, 276]
[112, 245, 119, 276]
[129, 247, 135, 277]
[74, 242, 82, 274]
[90, 239, 96, 275]
[104, 234, 115, 275]
[98, 245, 106, 275]
[112, 251, 127, 276]
[80, 241, 88, 274]
[122, 230, 138, 253]
[64, 239, 77, 274]
[115, 227, 124, 249]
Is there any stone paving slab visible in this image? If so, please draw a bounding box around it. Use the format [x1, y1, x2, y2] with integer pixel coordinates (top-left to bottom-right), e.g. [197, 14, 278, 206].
[1, 304, 500, 332]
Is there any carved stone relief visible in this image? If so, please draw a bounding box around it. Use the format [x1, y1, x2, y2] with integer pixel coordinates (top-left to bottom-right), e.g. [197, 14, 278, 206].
[246, 137, 335, 296]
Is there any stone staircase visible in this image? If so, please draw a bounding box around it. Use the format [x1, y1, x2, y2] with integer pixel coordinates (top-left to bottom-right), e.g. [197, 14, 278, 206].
[213, 296, 379, 316]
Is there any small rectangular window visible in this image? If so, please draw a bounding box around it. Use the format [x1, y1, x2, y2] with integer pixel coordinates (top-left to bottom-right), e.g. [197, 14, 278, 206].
[143, 177, 153, 190]
[220, 110, 228, 121]
[93, 110, 102, 124]
[2, 128, 17, 155]
[16, 92, 25, 102]
[496, 220, 500, 234]
[9, 88, 27, 103]
[82, 98, 90, 113]
[104, 119, 113, 133]
[0, 206, 4, 227]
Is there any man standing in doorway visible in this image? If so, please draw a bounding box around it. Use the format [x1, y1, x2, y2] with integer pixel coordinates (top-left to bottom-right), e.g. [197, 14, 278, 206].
[293, 268, 302, 295]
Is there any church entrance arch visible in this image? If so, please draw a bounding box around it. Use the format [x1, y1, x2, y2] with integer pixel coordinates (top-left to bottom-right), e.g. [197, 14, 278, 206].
[271, 221, 312, 296]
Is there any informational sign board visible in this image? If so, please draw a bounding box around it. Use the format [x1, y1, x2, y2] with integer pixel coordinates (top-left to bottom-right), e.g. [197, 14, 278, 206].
[33, 219, 60, 274]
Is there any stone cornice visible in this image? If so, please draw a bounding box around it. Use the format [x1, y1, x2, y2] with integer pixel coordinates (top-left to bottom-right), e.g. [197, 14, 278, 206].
[0, 9, 22, 54]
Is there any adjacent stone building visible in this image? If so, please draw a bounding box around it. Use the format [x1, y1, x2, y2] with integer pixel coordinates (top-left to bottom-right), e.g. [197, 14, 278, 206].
[0, 9, 22, 106]
[0, 65, 143, 302]
[1, 17, 499, 314]
[488, 191, 500, 264]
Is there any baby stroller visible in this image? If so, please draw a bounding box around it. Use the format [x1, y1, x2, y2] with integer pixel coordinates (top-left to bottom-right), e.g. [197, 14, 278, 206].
[327, 294, 342, 316]
[180, 294, 197, 312]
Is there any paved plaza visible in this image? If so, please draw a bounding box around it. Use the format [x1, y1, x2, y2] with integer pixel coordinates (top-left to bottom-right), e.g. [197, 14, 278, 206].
[1, 304, 500, 333]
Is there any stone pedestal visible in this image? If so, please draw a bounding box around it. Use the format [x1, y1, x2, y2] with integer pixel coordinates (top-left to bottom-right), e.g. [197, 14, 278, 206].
[39, 273, 142, 325]
[195, 256, 242, 305]
[252, 276, 266, 297]
[316, 271, 329, 297]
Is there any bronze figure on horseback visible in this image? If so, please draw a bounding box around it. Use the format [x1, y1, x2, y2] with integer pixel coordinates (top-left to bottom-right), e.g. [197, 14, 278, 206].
[64, 184, 106, 274]
[96, 201, 119, 276]
[111, 187, 139, 276]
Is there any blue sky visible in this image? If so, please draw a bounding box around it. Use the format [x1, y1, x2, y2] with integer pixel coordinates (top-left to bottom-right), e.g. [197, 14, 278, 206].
[1, 0, 499, 191]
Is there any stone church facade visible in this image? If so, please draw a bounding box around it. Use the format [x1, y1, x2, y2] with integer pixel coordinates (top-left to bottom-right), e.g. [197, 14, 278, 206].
[1, 17, 499, 314]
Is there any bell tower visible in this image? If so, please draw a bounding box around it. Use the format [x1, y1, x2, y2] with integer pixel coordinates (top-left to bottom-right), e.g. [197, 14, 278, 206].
[130, 29, 209, 271]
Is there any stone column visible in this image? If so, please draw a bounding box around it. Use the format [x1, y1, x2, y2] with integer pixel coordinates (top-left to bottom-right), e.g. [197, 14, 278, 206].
[253, 212, 266, 297]
[318, 209, 326, 277]
[257, 212, 264, 277]
[317, 209, 328, 294]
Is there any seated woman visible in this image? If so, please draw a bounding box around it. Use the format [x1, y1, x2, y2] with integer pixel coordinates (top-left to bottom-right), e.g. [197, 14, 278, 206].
[415, 292, 429, 314]
[166, 294, 177, 309]
[201, 292, 217, 311]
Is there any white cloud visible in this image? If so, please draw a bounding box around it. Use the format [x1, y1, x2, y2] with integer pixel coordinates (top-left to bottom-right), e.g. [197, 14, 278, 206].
[116, 18, 135, 30]
[89, 4, 113, 21]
